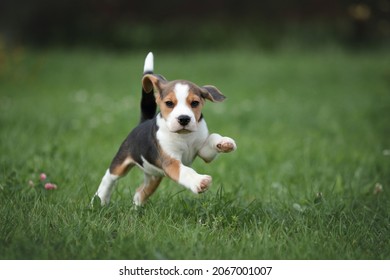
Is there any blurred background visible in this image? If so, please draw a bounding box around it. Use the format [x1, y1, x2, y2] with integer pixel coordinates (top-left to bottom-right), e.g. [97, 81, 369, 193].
[1, 0, 389, 261]
[0, 0, 389, 50]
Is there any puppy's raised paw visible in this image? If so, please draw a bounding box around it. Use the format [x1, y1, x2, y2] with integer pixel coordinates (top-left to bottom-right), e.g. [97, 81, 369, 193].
[216, 137, 237, 153]
[199, 175, 212, 193]
[191, 174, 212, 194]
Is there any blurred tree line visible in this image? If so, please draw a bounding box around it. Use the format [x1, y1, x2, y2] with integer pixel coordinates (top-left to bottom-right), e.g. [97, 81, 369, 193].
[0, 0, 389, 49]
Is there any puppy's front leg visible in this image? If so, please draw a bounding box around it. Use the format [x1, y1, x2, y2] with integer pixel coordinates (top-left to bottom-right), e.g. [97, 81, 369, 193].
[179, 165, 212, 193]
[162, 157, 212, 193]
[198, 133, 237, 163]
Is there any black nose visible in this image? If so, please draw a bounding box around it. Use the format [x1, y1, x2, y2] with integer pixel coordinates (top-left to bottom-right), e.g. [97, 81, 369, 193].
[178, 115, 191, 126]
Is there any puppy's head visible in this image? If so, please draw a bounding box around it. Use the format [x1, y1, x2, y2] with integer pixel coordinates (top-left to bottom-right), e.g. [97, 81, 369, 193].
[142, 74, 225, 133]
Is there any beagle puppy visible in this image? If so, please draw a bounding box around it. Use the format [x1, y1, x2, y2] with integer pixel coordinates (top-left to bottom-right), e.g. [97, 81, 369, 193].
[93, 53, 236, 206]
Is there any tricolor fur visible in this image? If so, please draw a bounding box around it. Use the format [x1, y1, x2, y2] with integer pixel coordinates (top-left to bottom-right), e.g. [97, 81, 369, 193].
[93, 52, 236, 206]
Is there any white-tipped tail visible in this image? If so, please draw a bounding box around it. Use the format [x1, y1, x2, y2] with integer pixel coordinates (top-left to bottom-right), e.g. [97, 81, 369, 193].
[143, 52, 154, 73]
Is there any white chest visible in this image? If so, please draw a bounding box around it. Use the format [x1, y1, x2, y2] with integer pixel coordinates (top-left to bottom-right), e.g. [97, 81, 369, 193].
[156, 115, 209, 166]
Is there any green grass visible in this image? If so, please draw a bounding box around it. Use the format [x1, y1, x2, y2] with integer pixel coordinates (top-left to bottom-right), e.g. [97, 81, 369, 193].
[0, 46, 389, 259]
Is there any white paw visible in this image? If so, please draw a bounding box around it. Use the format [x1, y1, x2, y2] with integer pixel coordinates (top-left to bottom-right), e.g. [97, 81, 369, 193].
[190, 174, 212, 194]
[216, 137, 237, 153]
[91, 194, 108, 207]
[133, 192, 143, 207]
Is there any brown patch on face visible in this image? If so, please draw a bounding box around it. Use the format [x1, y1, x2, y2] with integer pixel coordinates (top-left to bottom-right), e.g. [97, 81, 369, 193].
[109, 156, 135, 177]
[157, 88, 177, 120]
[186, 86, 205, 122]
[156, 81, 206, 123]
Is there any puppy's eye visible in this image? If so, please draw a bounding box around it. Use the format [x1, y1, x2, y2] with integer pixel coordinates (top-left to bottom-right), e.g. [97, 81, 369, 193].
[191, 101, 200, 108]
[165, 101, 174, 108]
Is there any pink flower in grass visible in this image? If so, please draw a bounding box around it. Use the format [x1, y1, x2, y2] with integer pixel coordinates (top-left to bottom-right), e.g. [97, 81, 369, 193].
[40, 173, 47, 181]
[28, 173, 58, 190]
[44, 183, 58, 190]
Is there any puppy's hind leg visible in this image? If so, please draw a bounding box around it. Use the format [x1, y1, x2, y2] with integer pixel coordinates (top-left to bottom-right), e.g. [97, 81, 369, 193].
[133, 174, 163, 206]
[93, 156, 135, 206]
[93, 170, 119, 206]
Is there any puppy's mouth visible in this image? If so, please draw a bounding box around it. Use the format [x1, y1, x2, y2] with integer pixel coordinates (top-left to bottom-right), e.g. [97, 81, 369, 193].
[175, 128, 193, 134]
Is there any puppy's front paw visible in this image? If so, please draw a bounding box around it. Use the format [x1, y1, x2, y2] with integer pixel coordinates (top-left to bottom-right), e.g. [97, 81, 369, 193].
[190, 175, 212, 194]
[216, 137, 237, 153]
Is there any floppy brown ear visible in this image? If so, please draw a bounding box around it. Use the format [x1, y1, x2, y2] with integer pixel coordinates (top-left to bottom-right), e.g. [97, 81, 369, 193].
[142, 74, 167, 93]
[200, 85, 226, 102]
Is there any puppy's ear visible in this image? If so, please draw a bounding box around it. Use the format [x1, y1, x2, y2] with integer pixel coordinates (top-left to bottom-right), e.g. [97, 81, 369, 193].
[142, 74, 167, 93]
[200, 85, 226, 102]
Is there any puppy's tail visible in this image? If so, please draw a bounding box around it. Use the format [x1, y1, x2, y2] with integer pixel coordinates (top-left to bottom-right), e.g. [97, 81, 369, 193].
[140, 52, 156, 123]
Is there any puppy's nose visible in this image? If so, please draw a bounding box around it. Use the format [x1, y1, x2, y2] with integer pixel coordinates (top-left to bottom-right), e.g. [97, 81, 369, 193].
[178, 115, 191, 126]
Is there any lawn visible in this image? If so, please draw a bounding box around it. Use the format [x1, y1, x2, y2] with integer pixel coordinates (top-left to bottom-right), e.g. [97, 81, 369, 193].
[0, 46, 389, 259]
